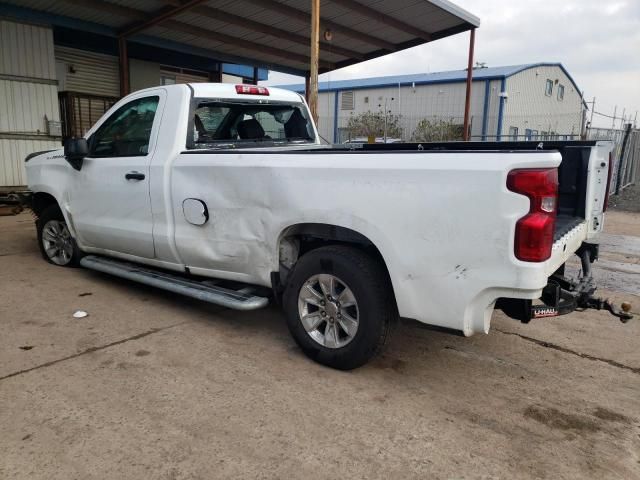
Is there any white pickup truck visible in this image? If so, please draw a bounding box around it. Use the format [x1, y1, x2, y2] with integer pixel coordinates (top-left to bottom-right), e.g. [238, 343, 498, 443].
[25, 83, 631, 369]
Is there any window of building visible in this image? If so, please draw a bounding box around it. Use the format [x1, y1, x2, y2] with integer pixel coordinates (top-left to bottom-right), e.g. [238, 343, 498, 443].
[341, 91, 355, 110]
[545, 79, 553, 96]
[531, 129, 538, 140]
[557, 84, 565, 101]
[541, 131, 548, 140]
[364, 96, 369, 104]
[525, 128, 532, 141]
[509, 126, 519, 140]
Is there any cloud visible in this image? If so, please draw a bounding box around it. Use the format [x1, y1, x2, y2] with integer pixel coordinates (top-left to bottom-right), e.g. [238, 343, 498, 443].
[264, 0, 640, 127]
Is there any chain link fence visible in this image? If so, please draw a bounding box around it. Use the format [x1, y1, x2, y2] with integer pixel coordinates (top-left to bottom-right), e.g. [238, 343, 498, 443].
[586, 125, 640, 194]
[320, 110, 585, 144]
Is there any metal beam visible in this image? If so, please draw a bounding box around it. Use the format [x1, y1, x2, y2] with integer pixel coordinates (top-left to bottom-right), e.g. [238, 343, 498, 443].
[242, 0, 396, 51]
[327, 0, 431, 41]
[61, 0, 146, 21]
[118, 37, 129, 96]
[304, 72, 311, 104]
[462, 28, 475, 141]
[192, 5, 364, 60]
[162, 20, 333, 69]
[119, 0, 209, 38]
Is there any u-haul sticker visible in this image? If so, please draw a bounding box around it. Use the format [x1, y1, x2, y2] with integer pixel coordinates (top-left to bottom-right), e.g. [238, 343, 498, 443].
[532, 306, 559, 318]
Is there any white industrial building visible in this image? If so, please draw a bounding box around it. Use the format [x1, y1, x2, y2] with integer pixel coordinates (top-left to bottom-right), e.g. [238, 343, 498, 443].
[280, 63, 586, 143]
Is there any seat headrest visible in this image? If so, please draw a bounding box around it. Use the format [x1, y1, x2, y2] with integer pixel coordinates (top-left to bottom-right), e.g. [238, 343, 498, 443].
[284, 108, 309, 139]
[237, 118, 265, 139]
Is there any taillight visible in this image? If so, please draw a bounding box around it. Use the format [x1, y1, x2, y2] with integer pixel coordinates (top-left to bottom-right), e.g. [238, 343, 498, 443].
[235, 84, 269, 96]
[507, 168, 558, 262]
[603, 152, 613, 212]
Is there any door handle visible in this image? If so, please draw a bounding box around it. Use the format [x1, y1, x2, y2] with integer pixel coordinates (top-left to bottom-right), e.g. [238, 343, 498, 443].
[125, 171, 145, 181]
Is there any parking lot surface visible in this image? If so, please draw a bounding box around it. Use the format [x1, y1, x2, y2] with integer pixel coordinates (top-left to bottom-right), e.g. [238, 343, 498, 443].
[1, 211, 639, 479]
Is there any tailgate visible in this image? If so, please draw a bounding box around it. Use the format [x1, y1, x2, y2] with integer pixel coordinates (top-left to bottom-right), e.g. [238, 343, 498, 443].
[546, 141, 613, 274]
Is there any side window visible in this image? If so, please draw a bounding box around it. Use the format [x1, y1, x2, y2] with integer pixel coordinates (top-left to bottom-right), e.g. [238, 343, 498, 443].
[557, 84, 565, 101]
[89, 96, 159, 157]
[509, 126, 518, 140]
[545, 79, 553, 96]
[525, 128, 532, 141]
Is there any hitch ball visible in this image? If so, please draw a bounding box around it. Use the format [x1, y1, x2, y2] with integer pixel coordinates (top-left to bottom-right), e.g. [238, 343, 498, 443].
[621, 302, 632, 313]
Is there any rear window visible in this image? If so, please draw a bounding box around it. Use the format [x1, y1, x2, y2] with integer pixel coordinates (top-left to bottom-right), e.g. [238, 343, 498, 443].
[189, 99, 316, 149]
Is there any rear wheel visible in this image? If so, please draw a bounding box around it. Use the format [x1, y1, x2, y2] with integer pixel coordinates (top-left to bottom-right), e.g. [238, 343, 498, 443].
[36, 205, 83, 267]
[283, 245, 396, 370]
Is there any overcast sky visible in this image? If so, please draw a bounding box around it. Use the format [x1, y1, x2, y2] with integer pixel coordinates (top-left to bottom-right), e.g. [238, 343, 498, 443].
[263, 0, 639, 128]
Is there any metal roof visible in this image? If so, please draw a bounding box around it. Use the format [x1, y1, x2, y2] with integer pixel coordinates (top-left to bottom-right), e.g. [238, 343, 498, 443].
[277, 63, 583, 94]
[0, 0, 479, 76]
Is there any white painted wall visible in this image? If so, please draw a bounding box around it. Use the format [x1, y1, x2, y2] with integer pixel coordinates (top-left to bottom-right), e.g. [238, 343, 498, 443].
[314, 79, 500, 142]
[502, 65, 584, 139]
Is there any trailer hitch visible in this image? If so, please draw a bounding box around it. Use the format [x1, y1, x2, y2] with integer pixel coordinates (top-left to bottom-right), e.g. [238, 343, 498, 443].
[498, 243, 634, 324]
[582, 297, 633, 323]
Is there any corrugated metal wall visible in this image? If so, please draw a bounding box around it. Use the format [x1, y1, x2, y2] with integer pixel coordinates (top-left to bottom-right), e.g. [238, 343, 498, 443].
[0, 138, 59, 187]
[0, 20, 60, 188]
[55, 46, 119, 97]
[0, 19, 56, 79]
[160, 67, 208, 84]
[502, 66, 584, 139]
[0, 80, 60, 133]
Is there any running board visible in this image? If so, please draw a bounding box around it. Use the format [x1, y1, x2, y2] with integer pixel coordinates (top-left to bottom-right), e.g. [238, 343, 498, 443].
[80, 255, 269, 311]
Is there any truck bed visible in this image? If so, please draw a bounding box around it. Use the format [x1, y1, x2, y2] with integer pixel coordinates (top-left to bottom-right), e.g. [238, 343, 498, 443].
[336, 140, 597, 242]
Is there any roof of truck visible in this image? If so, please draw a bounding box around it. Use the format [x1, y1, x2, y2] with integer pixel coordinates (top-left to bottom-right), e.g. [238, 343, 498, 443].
[188, 83, 305, 103]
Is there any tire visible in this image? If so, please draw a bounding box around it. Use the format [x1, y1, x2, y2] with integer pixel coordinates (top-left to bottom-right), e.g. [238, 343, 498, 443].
[36, 205, 83, 267]
[283, 245, 396, 370]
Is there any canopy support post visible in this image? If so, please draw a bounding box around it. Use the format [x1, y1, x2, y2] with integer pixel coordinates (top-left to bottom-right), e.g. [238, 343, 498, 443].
[118, 37, 130, 97]
[462, 27, 475, 141]
[309, 0, 320, 125]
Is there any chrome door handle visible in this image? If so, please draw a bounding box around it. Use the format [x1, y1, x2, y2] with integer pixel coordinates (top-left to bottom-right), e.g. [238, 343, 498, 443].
[125, 171, 145, 181]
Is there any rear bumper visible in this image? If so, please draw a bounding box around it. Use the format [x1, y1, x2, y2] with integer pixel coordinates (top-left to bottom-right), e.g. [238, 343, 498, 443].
[498, 242, 633, 324]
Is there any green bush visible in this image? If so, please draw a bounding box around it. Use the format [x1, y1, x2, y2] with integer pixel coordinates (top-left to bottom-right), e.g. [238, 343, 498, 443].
[411, 118, 465, 142]
[346, 111, 403, 139]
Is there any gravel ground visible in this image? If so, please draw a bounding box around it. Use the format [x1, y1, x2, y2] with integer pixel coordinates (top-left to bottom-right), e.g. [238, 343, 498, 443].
[610, 183, 640, 213]
[1, 212, 639, 479]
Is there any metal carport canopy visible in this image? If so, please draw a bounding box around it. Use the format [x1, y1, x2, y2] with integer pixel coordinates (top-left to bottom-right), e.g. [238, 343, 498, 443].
[0, 0, 480, 76]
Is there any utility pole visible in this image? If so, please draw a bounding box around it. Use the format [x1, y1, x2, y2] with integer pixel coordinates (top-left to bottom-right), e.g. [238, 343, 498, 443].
[309, 0, 320, 126]
[589, 97, 595, 127]
[612, 105, 617, 129]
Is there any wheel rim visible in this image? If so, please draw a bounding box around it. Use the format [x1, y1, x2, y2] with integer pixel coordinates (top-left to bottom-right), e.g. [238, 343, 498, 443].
[297, 273, 359, 349]
[42, 220, 74, 265]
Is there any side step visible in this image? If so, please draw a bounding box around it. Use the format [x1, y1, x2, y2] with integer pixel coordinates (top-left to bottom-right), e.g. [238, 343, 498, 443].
[80, 255, 269, 311]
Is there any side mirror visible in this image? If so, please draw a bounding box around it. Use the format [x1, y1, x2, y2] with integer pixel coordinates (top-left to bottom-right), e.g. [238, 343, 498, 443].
[64, 138, 88, 171]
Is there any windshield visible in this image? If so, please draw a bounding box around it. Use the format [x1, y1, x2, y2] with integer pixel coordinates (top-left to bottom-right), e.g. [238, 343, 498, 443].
[189, 99, 316, 149]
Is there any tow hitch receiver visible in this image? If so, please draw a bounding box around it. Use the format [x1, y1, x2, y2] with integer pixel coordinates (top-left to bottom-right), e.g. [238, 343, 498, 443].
[531, 279, 633, 323]
[500, 244, 634, 324]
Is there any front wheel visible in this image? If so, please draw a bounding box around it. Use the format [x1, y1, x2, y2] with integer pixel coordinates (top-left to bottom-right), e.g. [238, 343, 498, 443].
[283, 245, 396, 370]
[36, 205, 83, 267]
